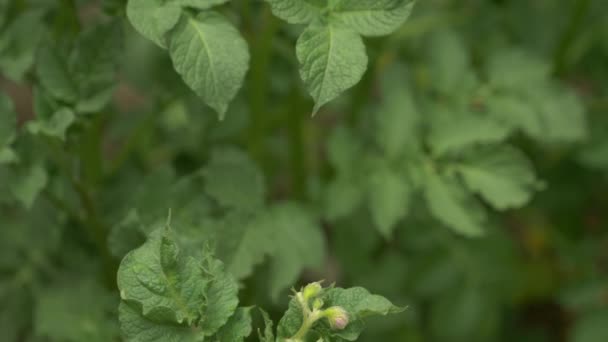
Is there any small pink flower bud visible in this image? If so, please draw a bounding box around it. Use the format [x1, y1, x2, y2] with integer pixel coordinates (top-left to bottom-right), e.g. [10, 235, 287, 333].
[324, 306, 349, 330]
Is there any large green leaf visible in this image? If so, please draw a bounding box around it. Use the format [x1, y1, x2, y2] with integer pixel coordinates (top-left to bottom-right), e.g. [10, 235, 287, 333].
[117, 228, 239, 339]
[296, 22, 368, 114]
[169, 12, 250, 118]
[264, 0, 323, 24]
[126, 0, 182, 48]
[332, 0, 415, 37]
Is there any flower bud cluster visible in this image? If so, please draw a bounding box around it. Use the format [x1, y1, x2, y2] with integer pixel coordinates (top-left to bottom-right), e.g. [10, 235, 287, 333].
[288, 282, 351, 341]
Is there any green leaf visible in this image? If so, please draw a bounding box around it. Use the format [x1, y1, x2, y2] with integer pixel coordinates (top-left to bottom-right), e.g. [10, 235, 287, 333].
[199, 253, 240, 334]
[485, 49, 587, 143]
[368, 162, 412, 238]
[117, 228, 239, 337]
[527, 86, 587, 143]
[455, 146, 541, 210]
[216, 214, 274, 280]
[427, 30, 475, 96]
[202, 148, 265, 212]
[375, 68, 422, 158]
[264, 0, 323, 24]
[486, 49, 550, 90]
[296, 23, 368, 114]
[0, 9, 46, 81]
[119, 302, 206, 342]
[10, 163, 48, 209]
[423, 170, 485, 237]
[126, 0, 182, 48]
[71, 21, 122, 113]
[428, 107, 511, 157]
[257, 309, 275, 342]
[325, 177, 364, 221]
[264, 203, 325, 299]
[27, 107, 75, 141]
[169, 12, 250, 118]
[332, 0, 415, 37]
[36, 43, 78, 103]
[108, 210, 147, 258]
[0, 92, 16, 149]
[214, 307, 253, 342]
[118, 230, 207, 325]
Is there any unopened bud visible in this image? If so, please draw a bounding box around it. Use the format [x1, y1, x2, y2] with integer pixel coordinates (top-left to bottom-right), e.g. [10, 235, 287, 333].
[324, 306, 349, 330]
[302, 282, 323, 301]
[312, 298, 324, 310]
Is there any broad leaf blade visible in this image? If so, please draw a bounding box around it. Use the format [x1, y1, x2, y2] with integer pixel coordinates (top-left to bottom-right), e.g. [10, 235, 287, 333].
[127, 0, 181, 48]
[169, 12, 250, 118]
[332, 0, 415, 37]
[264, 0, 323, 24]
[296, 23, 368, 114]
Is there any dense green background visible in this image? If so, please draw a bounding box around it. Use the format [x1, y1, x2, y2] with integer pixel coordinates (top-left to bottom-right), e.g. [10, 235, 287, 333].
[1, 0, 607, 341]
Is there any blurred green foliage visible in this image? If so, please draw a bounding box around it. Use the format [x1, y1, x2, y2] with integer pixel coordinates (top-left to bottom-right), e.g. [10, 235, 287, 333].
[1, 0, 607, 341]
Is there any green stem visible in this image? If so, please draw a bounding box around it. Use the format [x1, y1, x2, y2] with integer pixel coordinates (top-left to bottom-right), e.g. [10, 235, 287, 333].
[79, 115, 105, 186]
[247, 7, 280, 171]
[290, 319, 314, 341]
[46, 135, 117, 288]
[553, 0, 591, 75]
[74, 179, 118, 288]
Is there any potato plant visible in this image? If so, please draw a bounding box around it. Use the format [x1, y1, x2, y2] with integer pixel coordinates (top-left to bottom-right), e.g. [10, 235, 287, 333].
[1, 0, 607, 341]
